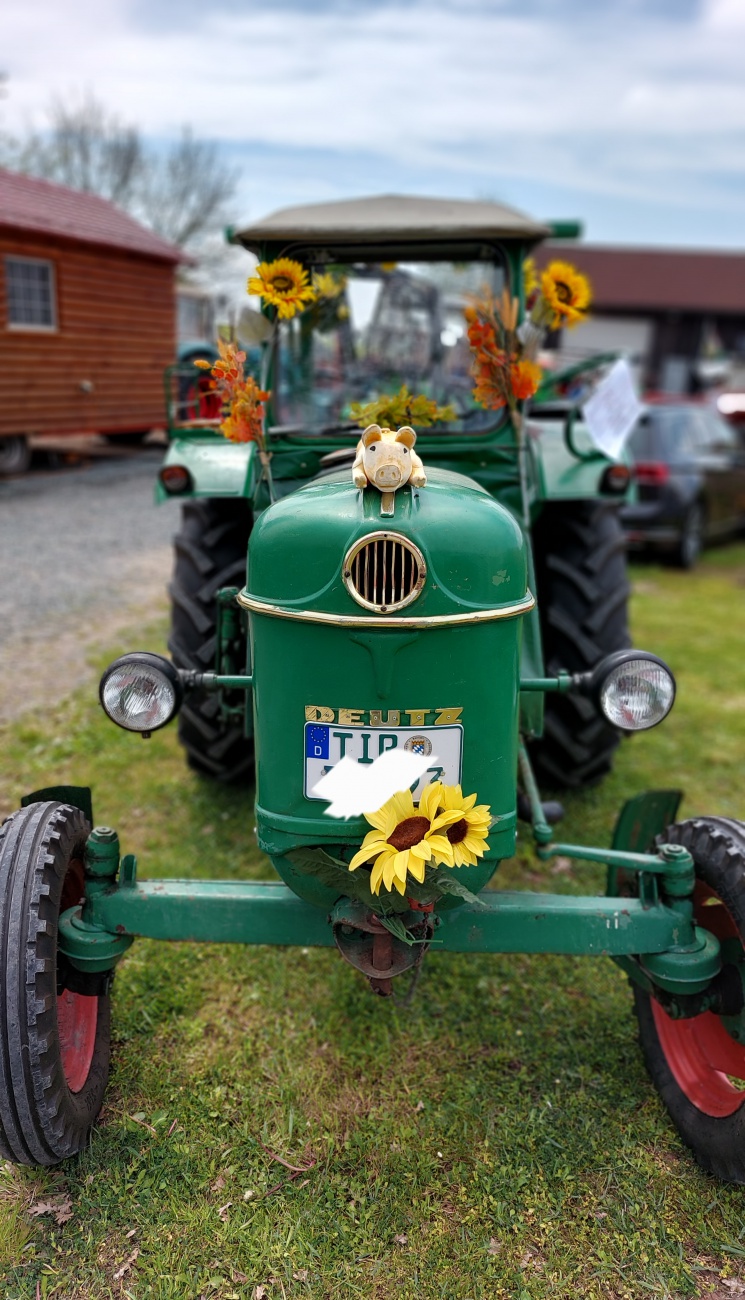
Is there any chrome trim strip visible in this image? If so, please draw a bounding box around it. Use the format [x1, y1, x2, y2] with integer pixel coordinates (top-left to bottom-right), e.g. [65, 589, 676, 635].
[236, 589, 536, 628]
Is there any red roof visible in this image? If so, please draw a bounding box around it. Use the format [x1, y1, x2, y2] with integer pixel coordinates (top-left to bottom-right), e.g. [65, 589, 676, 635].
[0, 168, 186, 263]
[536, 243, 745, 314]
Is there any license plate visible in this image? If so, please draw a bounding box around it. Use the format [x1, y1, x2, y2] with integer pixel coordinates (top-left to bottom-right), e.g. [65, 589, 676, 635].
[304, 723, 463, 802]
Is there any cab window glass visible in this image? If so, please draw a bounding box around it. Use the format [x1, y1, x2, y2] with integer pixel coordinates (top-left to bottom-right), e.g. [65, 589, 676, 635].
[267, 257, 506, 435]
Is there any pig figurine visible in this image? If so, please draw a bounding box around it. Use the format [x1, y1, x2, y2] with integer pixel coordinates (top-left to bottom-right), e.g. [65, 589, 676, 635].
[352, 424, 427, 493]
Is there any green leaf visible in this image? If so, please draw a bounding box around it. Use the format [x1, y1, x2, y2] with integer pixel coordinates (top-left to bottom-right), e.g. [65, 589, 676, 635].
[427, 869, 487, 909]
[284, 849, 410, 913]
[377, 913, 428, 946]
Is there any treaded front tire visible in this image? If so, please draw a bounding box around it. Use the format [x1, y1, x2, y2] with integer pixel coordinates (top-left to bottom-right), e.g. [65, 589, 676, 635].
[168, 498, 253, 782]
[634, 818, 745, 1183]
[0, 803, 110, 1166]
[530, 500, 630, 788]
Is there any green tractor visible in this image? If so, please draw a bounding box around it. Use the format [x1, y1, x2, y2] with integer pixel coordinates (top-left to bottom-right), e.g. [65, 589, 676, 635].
[2, 196, 744, 1182]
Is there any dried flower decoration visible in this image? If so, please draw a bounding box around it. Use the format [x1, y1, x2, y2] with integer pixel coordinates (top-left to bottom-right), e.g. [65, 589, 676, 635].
[466, 259, 592, 415]
[194, 340, 269, 447]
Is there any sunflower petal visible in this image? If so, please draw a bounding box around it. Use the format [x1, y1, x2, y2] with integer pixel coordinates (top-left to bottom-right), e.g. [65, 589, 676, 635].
[364, 807, 390, 832]
[370, 857, 385, 895]
[391, 789, 416, 821]
[383, 851, 402, 891]
[348, 839, 388, 871]
[431, 809, 464, 831]
[410, 840, 432, 861]
[439, 783, 462, 810]
[407, 854, 427, 883]
[428, 835, 455, 866]
[393, 854, 409, 887]
[464, 835, 489, 856]
[418, 782, 442, 822]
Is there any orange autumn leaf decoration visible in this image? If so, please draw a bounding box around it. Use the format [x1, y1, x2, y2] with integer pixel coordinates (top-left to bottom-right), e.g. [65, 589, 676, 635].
[195, 340, 270, 447]
[466, 287, 541, 412]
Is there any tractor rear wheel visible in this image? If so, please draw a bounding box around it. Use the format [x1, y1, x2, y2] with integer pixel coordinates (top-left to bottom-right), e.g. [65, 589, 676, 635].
[0, 802, 111, 1166]
[530, 500, 630, 788]
[168, 498, 254, 782]
[634, 818, 745, 1183]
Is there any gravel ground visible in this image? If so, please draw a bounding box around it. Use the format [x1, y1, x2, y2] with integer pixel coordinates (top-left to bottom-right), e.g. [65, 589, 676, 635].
[0, 451, 181, 724]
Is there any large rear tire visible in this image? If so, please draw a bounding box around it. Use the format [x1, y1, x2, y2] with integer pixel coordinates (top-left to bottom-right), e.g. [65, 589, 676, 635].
[0, 803, 110, 1166]
[634, 818, 745, 1183]
[530, 500, 630, 789]
[168, 498, 254, 782]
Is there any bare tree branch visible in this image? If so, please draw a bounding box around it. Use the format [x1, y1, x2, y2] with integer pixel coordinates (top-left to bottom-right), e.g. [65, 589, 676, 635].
[4, 91, 237, 251]
[138, 127, 238, 248]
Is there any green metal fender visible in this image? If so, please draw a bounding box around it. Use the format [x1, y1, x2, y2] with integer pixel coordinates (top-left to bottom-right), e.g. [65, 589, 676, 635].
[525, 415, 627, 503]
[155, 433, 258, 503]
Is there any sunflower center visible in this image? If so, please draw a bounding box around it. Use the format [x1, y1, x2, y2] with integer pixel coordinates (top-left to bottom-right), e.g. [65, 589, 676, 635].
[271, 275, 295, 292]
[446, 818, 468, 845]
[554, 280, 572, 304]
[388, 816, 430, 851]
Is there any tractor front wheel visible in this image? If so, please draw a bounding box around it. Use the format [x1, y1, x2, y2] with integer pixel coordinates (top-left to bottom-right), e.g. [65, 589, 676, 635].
[635, 817, 745, 1182]
[530, 500, 630, 788]
[0, 802, 111, 1166]
[169, 498, 253, 781]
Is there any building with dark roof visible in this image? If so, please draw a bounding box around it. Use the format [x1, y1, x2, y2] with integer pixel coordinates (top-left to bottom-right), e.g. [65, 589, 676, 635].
[536, 242, 745, 394]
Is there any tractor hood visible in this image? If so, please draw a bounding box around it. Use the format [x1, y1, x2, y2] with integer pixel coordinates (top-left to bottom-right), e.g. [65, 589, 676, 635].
[242, 467, 532, 625]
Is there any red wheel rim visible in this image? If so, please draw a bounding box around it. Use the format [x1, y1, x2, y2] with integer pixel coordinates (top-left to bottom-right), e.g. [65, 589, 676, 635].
[652, 881, 745, 1117]
[56, 987, 97, 1092]
[57, 990, 98, 1093]
[57, 856, 97, 1093]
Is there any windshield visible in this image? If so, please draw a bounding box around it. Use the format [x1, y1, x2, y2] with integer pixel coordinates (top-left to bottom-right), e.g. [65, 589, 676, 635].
[266, 257, 506, 435]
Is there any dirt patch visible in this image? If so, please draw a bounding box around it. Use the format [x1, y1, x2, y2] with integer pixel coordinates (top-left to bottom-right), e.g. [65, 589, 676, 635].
[0, 547, 171, 726]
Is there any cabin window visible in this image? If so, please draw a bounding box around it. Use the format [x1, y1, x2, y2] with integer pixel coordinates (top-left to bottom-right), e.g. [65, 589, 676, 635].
[5, 256, 57, 330]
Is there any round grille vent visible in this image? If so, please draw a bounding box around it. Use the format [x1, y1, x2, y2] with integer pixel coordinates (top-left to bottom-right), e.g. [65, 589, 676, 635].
[343, 531, 426, 613]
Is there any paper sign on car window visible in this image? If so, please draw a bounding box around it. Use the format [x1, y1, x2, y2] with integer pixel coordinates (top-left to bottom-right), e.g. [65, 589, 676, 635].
[581, 358, 644, 459]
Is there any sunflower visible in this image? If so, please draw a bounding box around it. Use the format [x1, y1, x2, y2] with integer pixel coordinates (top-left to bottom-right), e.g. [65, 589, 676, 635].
[434, 783, 491, 867]
[247, 257, 317, 320]
[348, 785, 461, 896]
[540, 261, 591, 328]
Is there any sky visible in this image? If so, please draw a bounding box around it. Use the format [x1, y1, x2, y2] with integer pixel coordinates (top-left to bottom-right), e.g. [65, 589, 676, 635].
[3, 0, 745, 251]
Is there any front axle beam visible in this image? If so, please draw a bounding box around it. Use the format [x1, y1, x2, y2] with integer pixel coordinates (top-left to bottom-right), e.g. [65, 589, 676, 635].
[60, 876, 706, 961]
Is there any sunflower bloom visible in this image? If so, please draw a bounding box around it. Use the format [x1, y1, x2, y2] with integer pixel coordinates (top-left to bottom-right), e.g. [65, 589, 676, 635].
[248, 257, 317, 320]
[348, 787, 461, 896]
[435, 783, 492, 867]
[540, 261, 591, 328]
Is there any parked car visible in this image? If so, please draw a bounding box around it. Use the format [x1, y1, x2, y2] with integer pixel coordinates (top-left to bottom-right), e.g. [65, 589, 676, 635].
[621, 401, 745, 567]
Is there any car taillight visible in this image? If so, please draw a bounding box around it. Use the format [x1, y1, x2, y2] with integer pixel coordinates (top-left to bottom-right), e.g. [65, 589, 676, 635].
[633, 461, 669, 487]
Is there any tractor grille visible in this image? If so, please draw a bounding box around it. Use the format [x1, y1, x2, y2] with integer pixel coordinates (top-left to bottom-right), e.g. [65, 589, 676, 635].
[343, 532, 426, 613]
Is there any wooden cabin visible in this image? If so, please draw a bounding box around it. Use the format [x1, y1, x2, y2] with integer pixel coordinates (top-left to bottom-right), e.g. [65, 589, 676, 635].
[0, 168, 185, 470]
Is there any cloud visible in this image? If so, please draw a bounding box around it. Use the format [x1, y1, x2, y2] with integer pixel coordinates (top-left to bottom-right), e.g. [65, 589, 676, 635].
[3, 0, 745, 241]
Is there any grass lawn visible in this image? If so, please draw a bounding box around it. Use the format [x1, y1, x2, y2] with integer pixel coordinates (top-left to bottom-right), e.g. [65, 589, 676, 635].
[0, 544, 744, 1299]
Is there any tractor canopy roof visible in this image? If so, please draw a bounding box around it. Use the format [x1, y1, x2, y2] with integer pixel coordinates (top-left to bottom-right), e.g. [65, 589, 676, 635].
[232, 194, 550, 259]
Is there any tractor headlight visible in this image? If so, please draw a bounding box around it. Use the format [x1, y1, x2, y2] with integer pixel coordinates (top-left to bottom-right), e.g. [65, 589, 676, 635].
[99, 653, 183, 734]
[578, 651, 676, 732]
